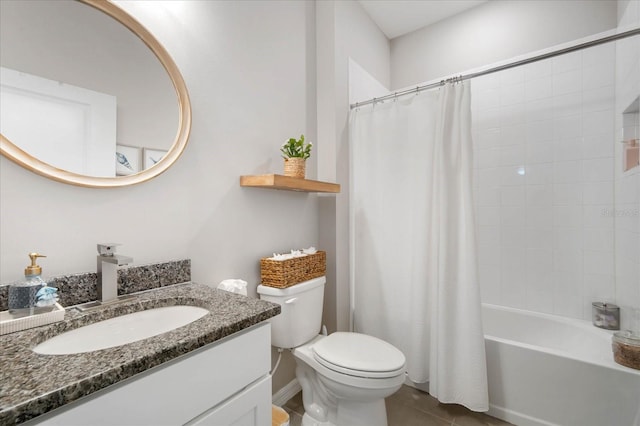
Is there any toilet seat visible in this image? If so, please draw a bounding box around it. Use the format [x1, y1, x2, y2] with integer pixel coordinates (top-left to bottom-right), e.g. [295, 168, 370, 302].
[312, 332, 405, 379]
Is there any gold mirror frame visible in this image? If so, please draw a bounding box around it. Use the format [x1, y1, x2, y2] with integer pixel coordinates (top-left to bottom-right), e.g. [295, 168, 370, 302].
[0, 0, 191, 188]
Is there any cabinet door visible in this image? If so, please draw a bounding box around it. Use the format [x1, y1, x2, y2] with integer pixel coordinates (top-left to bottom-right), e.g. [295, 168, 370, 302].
[29, 323, 271, 425]
[187, 375, 271, 426]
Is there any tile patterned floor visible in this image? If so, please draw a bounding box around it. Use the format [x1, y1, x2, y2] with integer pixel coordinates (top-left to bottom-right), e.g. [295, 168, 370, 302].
[282, 385, 513, 426]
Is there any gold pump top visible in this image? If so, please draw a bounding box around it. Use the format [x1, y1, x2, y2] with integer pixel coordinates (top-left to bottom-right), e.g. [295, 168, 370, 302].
[25, 252, 46, 276]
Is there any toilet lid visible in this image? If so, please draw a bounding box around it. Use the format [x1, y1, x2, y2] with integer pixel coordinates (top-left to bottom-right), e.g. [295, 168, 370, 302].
[312, 332, 405, 379]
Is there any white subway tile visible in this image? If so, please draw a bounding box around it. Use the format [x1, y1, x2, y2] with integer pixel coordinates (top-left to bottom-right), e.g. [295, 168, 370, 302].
[479, 264, 501, 304]
[526, 98, 554, 122]
[500, 166, 527, 186]
[553, 247, 583, 272]
[583, 228, 614, 251]
[553, 115, 582, 140]
[500, 124, 527, 146]
[477, 87, 500, 110]
[500, 67, 525, 86]
[584, 250, 614, 275]
[525, 76, 553, 101]
[616, 175, 639, 204]
[583, 134, 614, 159]
[553, 271, 584, 319]
[553, 92, 582, 118]
[583, 181, 614, 205]
[527, 207, 553, 228]
[553, 50, 582, 73]
[477, 106, 501, 130]
[583, 43, 615, 67]
[553, 138, 583, 162]
[583, 273, 615, 301]
[582, 63, 615, 89]
[583, 205, 615, 228]
[524, 59, 553, 80]
[526, 227, 553, 249]
[500, 83, 525, 106]
[554, 227, 583, 251]
[553, 69, 582, 96]
[479, 167, 502, 187]
[500, 227, 526, 248]
[478, 226, 501, 247]
[526, 247, 553, 273]
[583, 109, 614, 136]
[501, 186, 526, 205]
[500, 103, 526, 127]
[554, 205, 584, 228]
[525, 163, 554, 185]
[500, 144, 525, 166]
[478, 206, 501, 227]
[583, 158, 614, 182]
[583, 86, 615, 113]
[475, 128, 501, 149]
[478, 185, 501, 206]
[526, 121, 554, 143]
[553, 160, 583, 184]
[478, 148, 501, 168]
[526, 140, 554, 164]
[478, 244, 501, 266]
[553, 183, 583, 205]
[473, 73, 500, 91]
[501, 206, 526, 228]
[615, 230, 639, 261]
[501, 247, 526, 306]
[525, 288, 554, 314]
[526, 184, 553, 207]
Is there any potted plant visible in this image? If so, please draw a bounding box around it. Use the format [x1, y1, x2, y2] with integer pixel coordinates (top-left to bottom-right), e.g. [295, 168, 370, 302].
[281, 134, 312, 178]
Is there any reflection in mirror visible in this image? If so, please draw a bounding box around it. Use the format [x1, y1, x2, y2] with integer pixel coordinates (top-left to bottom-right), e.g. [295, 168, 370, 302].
[0, 0, 191, 187]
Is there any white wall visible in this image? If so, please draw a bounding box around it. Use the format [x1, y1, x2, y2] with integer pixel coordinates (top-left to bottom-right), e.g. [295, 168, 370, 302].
[316, 0, 390, 333]
[0, 0, 317, 394]
[391, 0, 618, 90]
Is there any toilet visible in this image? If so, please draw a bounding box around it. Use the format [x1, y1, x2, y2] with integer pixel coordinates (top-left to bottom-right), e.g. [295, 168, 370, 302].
[258, 276, 406, 426]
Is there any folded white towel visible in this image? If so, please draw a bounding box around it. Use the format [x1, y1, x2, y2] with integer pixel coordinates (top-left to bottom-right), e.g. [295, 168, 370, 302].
[269, 246, 317, 261]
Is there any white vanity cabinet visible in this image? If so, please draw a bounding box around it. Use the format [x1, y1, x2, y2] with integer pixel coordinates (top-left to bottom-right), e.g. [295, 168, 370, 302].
[29, 323, 272, 426]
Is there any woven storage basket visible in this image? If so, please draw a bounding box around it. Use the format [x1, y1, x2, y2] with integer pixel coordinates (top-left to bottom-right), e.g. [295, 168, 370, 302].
[261, 251, 326, 288]
[283, 158, 306, 178]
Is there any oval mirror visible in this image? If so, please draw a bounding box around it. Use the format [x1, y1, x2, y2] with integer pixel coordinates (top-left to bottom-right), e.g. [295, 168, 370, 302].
[0, 0, 191, 188]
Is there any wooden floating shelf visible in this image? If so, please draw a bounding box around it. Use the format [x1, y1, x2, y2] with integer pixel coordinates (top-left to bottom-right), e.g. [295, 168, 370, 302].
[240, 174, 340, 193]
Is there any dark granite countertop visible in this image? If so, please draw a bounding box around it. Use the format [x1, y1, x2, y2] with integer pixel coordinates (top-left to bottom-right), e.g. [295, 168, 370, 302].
[0, 282, 280, 425]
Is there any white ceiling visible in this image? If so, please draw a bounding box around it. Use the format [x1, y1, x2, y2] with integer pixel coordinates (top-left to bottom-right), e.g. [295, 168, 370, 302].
[358, 0, 488, 39]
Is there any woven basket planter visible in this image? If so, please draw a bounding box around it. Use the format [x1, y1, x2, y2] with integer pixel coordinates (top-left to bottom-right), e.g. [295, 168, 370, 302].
[260, 251, 326, 288]
[283, 157, 306, 178]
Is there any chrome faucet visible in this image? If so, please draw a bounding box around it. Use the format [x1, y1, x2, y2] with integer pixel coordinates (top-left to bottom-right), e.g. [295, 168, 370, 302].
[97, 243, 132, 304]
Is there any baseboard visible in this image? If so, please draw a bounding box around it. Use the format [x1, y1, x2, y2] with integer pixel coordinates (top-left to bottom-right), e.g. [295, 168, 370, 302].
[272, 378, 301, 407]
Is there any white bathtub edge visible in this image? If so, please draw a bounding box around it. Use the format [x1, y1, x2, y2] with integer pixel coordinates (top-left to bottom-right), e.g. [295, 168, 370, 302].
[488, 404, 559, 426]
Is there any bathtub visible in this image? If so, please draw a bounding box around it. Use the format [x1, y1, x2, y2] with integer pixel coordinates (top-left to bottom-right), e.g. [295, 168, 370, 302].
[482, 303, 640, 426]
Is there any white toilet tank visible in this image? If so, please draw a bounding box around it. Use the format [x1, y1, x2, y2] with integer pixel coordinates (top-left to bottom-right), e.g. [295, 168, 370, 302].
[257, 276, 325, 348]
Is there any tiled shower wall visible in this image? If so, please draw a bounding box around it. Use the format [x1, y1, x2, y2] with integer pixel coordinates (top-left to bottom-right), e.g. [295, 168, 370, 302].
[471, 42, 620, 322]
[615, 1, 640, 331]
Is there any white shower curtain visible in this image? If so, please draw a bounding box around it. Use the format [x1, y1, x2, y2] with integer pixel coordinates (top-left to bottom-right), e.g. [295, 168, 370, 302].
[350, 82, 488, 411]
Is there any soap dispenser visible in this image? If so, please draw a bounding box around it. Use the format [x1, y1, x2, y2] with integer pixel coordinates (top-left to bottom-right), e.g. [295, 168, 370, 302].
[8, 253, 50, 314]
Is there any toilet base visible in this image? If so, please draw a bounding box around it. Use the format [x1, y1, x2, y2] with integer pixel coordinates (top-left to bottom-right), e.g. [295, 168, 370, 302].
[301, 412, 333, 426]
[301, 399, 388, 426]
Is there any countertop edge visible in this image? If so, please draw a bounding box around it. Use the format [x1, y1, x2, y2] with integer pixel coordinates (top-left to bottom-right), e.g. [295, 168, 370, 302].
[0, 283, 280, 424]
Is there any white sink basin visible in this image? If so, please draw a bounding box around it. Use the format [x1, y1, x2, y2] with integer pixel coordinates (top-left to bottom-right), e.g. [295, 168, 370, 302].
[33, 306, 208, 355]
